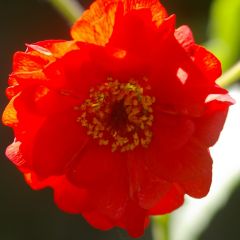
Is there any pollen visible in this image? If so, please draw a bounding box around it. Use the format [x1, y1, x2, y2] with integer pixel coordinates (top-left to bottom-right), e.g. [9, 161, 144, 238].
[76, 78, 155, 152]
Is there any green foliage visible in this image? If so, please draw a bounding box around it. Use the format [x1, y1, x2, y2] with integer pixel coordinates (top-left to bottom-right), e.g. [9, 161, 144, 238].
[206, 0, 240, 71]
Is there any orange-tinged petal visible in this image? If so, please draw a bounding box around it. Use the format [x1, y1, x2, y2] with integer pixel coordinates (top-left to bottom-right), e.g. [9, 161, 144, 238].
[71, 0, 118, 45]
[190, 45, 222, 82]
[123, 0, 167, 26]
[13, 51, 48, 73]
[26, 40, 79, 58]
[71, 0, 167, 45]
[2, 96, 19, 127]
[9, 40, 79, 90]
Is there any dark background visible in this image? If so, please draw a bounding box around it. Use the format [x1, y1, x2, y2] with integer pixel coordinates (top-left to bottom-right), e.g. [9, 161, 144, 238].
[0, 0, 239, 239]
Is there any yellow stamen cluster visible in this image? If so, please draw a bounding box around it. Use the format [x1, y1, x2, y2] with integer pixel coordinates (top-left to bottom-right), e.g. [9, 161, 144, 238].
[76, 78, 155, 152]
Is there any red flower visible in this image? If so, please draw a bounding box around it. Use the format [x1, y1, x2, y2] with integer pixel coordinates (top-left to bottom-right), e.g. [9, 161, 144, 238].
[2, 0, 233, 237]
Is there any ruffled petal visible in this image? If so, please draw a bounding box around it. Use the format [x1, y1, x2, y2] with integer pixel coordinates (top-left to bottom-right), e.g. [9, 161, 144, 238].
[3, 0, 232, 237]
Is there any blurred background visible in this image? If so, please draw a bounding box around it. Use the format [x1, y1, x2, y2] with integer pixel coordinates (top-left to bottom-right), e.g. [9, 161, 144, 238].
[0, 0, 239, 239]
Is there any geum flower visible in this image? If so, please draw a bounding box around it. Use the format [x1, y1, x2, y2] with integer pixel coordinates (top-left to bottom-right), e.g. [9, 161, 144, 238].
[2, 0, 234, 237]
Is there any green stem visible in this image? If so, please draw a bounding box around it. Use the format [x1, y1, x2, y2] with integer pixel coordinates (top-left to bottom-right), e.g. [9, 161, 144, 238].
[217, 61, 240, 88]
[152, 215, 170, 240]
[48, 0, 83, 24]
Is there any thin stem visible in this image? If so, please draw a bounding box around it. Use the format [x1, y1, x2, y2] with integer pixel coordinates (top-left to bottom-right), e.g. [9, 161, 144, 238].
[48, 0, 84, 24]
[152, 215, 170, 240]
[217, 61, 240, 88]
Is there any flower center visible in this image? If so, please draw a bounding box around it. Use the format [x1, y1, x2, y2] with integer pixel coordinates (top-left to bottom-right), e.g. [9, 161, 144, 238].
[76, 78, 155, 152]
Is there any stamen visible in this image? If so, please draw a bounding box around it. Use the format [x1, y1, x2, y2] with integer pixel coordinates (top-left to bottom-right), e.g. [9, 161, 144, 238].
[76, 78, 155, 152]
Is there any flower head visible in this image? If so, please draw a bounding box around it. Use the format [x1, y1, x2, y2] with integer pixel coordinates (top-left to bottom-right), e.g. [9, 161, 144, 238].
[2, 0, 233, 237]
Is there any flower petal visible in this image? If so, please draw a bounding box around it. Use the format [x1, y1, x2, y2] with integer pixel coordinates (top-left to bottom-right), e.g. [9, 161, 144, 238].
[152, 111, 195, 152]
[26, 40, 78, 58]
[6, 140, 25, 169]
[192, 45, 222, 82]
[53, 176, 88, 214]
[147, 138, 212, 198]
[71, 0, 167, 45]
[68, 143, 129, 221]
[195, 93, 233, 147]
[174, 25, 194, 53]
[13, 51, 48, 73]
[120, 200, 148, 238]
[124, 0, 167, 26]
[127, 149, 172, 209]
[149, 184, 184, 215]
[177, 140, 213, 198]
[71, 0, 118, 45]
[109, 3, 171, 55]
[32, 110, 88, 178]
[67, 142, 126, 187]
[85, 173, 129, 221]
[43, 47, 107, 99]
[2, 95, 19, 127]
[175, 25, 221, 82]
[23, 172, 88, 213]
[83, 210, 114, 230]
